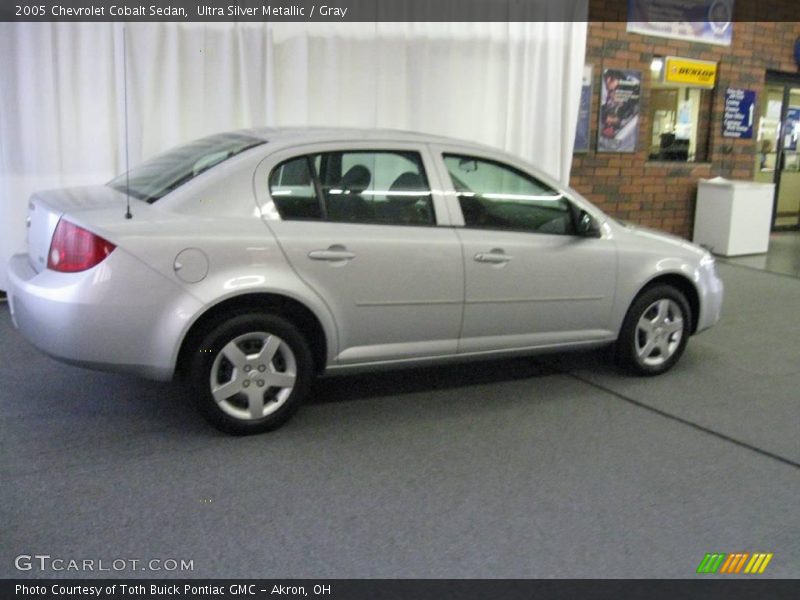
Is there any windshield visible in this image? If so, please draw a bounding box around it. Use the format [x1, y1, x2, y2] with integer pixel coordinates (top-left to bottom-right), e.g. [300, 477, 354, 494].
[109, 132, 265, 203]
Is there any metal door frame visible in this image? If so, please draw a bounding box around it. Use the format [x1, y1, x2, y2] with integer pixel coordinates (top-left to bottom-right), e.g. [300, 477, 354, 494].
[765, 70, 800, 231]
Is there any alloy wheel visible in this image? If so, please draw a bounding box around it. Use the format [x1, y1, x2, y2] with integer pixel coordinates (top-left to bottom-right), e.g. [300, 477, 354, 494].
[209, 331, 297, 421]
[634, 298, 684, 367]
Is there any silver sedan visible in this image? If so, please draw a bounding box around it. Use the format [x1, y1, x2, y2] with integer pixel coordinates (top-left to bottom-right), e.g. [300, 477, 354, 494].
[7, 128, 723, 434]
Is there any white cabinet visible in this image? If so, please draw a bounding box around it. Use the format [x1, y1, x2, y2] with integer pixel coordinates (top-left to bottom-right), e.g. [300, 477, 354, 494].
[693, 177, 775, 256]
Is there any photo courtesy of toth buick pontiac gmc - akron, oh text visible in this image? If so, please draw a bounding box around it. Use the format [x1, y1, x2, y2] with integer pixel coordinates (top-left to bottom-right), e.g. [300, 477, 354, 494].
[7, 128, 723, 434]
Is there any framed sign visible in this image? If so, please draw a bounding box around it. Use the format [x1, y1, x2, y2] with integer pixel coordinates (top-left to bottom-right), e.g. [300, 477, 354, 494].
[598, 69, 641, 153]
[663, 57, 717, 88]
[722, 88, 755, 139]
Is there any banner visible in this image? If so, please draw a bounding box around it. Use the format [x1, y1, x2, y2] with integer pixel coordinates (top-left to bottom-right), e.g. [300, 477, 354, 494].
[627, 0, 734, 46]
[574, 65, 593, 153]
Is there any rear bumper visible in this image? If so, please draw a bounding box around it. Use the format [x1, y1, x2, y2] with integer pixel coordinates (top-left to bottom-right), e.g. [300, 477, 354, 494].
[7, 252, 200, 381]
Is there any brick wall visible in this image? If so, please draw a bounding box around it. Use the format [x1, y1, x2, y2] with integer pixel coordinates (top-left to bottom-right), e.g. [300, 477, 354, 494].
[571, 2, 800, 238]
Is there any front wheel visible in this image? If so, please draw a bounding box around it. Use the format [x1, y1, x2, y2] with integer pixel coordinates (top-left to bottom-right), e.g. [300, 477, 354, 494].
[615, 285, 691, 376]
[188, 313, 314, 434]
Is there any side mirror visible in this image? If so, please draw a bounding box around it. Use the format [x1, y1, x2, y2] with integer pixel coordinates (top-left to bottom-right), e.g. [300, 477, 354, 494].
[576, 210, 601, 238]
[458, 158, 478, 172]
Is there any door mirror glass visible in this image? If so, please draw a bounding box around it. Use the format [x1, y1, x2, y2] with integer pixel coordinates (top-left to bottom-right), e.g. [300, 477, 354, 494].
[576, 209, 601, 237]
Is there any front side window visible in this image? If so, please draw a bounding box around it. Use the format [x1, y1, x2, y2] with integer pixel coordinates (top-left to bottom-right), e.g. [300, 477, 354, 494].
[443, 154, 574, 235]
[269, 150, 434, 226]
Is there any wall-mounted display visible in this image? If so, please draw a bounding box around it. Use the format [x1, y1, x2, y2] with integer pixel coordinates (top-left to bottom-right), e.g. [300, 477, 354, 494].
[722, 88, 756, 139]
[598, 69, 641, 153]
[627, 0, 734, 47]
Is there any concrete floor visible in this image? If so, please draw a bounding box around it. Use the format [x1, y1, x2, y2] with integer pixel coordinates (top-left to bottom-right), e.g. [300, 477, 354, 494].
[724, 231, 800, 278]
[1, 262, 798, 579]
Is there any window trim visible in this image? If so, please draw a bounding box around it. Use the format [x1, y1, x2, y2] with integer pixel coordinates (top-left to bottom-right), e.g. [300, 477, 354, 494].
[307, 155, 328, 221]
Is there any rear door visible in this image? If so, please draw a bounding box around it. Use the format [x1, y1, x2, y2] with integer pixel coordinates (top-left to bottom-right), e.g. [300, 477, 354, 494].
[254, 142, 464, 365]
[430, 146, 617, 353]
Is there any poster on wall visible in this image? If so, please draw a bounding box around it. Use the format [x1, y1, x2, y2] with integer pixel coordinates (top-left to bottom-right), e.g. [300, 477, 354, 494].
[627, 0, 734, 46]
[784, 108, 800, 151]
[574, 65, 593, 153]
[722, 88, 756, 139]
[598, 69, 641, 153]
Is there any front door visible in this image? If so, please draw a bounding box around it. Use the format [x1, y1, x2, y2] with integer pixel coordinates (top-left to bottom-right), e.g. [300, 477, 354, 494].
[433, 149, 617, 353]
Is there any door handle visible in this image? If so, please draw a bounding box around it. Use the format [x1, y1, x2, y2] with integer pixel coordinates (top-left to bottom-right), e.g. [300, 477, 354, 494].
[474, 249, 512, 264]
[308, 246, 356, 261]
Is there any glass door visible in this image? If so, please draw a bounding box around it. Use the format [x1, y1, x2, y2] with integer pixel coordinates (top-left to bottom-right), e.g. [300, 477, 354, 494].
[758, 77, 800, 230]
[774, 87, 800, 228]
[755, 86, 782, 185]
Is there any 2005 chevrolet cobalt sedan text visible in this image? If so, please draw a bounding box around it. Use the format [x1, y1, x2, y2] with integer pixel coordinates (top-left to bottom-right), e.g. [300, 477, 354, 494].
[7, 128, 723, 434]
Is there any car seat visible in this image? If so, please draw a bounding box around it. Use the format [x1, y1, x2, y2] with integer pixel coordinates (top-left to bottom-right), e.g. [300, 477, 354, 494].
[327, 164, 373, 222]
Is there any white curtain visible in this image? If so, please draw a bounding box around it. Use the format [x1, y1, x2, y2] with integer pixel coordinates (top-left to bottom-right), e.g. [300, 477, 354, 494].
[0, 18, 587, 290]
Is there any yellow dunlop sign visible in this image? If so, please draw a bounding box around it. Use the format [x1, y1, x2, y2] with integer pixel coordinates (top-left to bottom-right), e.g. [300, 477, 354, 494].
[664, 57, 718, 88]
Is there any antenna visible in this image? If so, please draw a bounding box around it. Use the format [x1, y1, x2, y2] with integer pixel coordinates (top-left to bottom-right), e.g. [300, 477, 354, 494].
[123, 24, 133, 220]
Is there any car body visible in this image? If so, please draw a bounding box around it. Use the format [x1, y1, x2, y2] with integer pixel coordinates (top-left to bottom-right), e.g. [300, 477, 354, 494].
[7, 128, 723, 433]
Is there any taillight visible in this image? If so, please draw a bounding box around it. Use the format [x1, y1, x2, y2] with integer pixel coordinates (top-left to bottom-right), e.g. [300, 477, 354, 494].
[47, 219, 116, 273]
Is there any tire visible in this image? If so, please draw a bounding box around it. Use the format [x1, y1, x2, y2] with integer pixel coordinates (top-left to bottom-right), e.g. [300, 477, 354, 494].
[188, 313, 314, 435]
[615, 284, 692, 376]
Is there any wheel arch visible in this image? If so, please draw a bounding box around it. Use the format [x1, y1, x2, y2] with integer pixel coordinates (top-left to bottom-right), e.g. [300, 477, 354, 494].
[634, 272, 700, 334]
[175, 292, 329, 378]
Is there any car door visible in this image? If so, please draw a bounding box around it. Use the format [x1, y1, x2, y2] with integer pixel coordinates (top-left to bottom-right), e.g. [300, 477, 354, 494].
[431, 146, 618, 353]
[254, 142, 464, 365]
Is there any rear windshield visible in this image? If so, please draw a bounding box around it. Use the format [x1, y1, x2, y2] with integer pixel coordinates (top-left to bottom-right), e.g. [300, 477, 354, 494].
[108, 132, 265, 203]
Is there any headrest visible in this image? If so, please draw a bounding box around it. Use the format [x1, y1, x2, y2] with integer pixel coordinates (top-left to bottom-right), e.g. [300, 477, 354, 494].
[341, 165, 371, 195]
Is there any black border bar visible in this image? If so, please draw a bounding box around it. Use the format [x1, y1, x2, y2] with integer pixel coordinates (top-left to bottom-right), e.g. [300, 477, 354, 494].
[2, 0, 589, 22]
[4, 0, 800, 23]
[5, 579, 800, 600]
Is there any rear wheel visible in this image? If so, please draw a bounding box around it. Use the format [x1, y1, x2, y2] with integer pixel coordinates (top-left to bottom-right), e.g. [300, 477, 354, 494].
[615, 285, 691, 375]
[189, 313, 314, 434]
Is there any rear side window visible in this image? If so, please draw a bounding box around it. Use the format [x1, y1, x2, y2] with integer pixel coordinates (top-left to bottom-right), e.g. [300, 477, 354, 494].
[268, 157, 322, 220]
[443, 154, 575, 236]
[269, 150, 434, 226]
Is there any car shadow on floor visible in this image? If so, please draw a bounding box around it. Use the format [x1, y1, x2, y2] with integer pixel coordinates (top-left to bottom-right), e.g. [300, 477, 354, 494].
[308, 348, 618, 406]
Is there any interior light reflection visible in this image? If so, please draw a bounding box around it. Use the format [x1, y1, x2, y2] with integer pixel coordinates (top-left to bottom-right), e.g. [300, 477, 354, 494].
[482, 192, 564, 202]
[224, 275, 265, 290]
